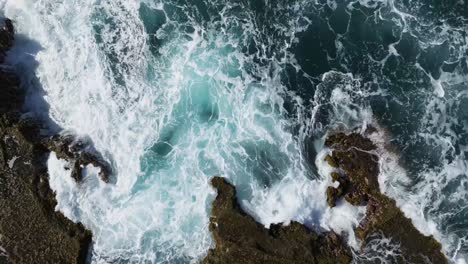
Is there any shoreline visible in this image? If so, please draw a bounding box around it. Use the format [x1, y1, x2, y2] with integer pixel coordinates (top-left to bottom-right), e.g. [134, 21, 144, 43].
[0, 17, 449, 264]
[0, 18, 106, 264]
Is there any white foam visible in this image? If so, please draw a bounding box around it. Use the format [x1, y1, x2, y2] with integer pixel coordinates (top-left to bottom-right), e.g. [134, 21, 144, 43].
[316, 146, 367, 249]
[7, 156, 18, 169]
[370, 125, 468, 261]
[3, 0, 466, 263]
[2, 1, 355, 262]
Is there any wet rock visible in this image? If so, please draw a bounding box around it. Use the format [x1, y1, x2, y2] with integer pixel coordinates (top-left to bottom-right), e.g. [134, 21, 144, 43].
[330, 172, 340, 182]
[70, 160, 84, 182]
[0, 19, 14, 63]
[0, 19, 92, 264]
[324, 154, 337, 168]
[326, 186, 340, 207]
[326, 172, 349, 208]
[325, 132, 447, 264]
[202, 177, 352, 264]
[44, 134, 112, 183]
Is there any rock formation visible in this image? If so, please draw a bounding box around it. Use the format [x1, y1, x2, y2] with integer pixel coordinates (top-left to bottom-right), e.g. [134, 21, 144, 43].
[0, 18, 106, 264]
[325, 132, 447, 264]
[202, 177, 352, 264]
[44, 134, 112, 183]
[204, 130, 448, 263]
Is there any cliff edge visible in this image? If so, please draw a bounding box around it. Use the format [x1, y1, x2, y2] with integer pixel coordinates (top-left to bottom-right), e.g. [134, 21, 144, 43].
[0, 19, 95, 264]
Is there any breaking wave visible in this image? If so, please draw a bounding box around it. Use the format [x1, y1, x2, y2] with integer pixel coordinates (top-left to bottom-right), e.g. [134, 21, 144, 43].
[1, 0, 467, 263]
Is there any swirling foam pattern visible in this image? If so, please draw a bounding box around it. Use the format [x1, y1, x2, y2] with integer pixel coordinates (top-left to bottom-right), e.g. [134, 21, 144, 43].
[1, 0, 467, 263]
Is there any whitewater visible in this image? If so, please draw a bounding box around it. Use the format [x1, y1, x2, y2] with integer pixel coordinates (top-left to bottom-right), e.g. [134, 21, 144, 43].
[1, 0, 467, 263]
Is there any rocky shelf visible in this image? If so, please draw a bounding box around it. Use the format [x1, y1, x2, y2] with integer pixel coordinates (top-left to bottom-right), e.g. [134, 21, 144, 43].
[324, 131, 446, 263]
[202, 176, 351, 264]
[203, 131, 447, 264]
[0, 19, 109, 264]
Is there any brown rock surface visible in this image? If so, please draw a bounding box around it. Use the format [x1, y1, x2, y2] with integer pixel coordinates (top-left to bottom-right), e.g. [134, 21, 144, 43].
[324, 132, 447, 264]
[0, 19, 93, 264]
[202, 177, 352, 264]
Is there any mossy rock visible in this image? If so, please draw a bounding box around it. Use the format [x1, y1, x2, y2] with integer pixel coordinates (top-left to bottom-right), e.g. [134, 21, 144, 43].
[203, 177, 352, 264]
[0, 19, 92, 264]
[324, 155, 338, 168]
[330, 172, 340, 182]
[325, 132, 447, 263]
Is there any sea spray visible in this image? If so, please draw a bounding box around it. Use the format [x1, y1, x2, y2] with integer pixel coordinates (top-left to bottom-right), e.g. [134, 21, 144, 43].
[1, 1, 346, 262]
[1, 0, 467, 263]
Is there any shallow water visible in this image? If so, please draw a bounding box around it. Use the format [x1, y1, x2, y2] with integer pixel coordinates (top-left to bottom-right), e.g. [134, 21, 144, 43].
[1, 0, 467, 263]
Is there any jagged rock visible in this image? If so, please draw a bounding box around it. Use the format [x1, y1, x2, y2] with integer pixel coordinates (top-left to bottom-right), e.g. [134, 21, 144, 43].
[202, 177, 352, 264]
[325, 132, 447, 264]
[324, 155, 337, 168]
[44, 134, 112, 183]
[326, 186, 339, 207]
[330, 172, 340, 182]
[70, 160, 84, 182]
[0, 19, 92, 264]
[326, 171, 349, 208]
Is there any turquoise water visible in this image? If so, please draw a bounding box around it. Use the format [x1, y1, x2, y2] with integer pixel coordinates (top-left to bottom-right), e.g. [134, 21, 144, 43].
[2, 0, 467, 263]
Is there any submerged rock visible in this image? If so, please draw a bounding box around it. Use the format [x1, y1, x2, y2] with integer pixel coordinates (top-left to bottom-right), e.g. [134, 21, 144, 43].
[325, 132, 447, 263]
[0, 19, 93, 263]
[202, 177, 352, 264]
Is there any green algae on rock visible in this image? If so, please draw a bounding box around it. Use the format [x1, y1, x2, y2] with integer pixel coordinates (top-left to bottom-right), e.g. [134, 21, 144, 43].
[202, 176, 352, 264]
[0, 19, 92, 264]
[325, 132, 447, 264]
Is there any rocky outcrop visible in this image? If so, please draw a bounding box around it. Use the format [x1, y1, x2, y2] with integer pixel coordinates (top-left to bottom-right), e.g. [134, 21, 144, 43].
[204, 131, 448, 264]
[0, 19, 102, 263]
[324, 132, 447, 264]
[44, 134, 112, 183]
[202, 177, 352, 264]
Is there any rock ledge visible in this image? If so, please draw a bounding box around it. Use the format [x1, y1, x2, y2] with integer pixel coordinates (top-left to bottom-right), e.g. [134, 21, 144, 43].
[202, 176, 351, 264]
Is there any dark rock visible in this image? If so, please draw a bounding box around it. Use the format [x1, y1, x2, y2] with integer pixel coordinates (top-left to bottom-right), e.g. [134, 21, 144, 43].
[324, 155, 337, 168]
[326, 186, 339, 207]
[325, 132, 447, 263]
[330, 172, 340, 182]
[44, 135, 112, 183]
[70, 160, 83, 182]
[326, 172, 349, 208]
[0, 19, 92, 264]
[0, 19, 14, 63]
[202, 177, 352, 264]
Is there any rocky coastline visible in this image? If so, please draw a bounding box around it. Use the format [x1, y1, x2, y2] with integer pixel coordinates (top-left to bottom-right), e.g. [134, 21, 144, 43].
[203, 130, 447, 263]
[0, 17, 448, 264]
[324, 132, 446, 263]
[202, 176, 351, 264]
[0, 19, 109, 264]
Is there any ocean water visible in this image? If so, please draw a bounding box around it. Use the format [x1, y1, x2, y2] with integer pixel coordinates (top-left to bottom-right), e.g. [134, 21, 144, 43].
[1, 0, 467, 263]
